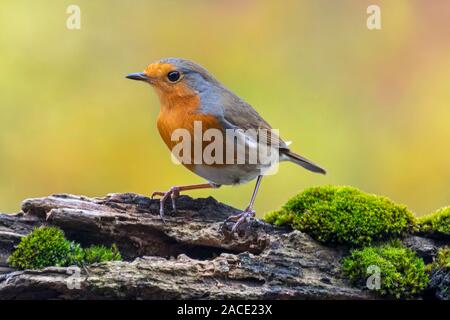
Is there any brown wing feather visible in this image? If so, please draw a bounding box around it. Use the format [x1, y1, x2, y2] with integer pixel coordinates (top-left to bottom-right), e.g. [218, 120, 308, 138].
[219, 91, 288, 150]
[219, 90, 326, 174]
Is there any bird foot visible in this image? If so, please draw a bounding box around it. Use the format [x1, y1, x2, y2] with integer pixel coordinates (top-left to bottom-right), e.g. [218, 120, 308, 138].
[151, 186, 180, 222]
[221, 207, 263, 237]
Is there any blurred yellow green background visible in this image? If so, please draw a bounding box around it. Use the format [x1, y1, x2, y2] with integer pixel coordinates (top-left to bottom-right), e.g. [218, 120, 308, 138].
[1, 0, 449, 217]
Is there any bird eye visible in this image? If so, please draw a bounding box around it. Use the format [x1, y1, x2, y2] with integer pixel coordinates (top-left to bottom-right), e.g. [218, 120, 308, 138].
[167, 71, 180, 82]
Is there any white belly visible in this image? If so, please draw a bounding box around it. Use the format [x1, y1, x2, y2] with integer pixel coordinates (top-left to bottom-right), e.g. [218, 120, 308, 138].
[193, 161, 279, 185]
[192, 130, 284, 185]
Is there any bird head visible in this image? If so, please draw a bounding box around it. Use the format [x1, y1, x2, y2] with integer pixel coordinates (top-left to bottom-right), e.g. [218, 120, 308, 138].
[126, 58, 220, 103]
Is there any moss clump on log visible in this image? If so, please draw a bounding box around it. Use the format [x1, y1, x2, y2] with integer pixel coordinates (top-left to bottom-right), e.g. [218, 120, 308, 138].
[264, 185, 415, 246]
[418, 206, 450, 237]
[342, 242, 429, 299]
[8, 226, 121, 270]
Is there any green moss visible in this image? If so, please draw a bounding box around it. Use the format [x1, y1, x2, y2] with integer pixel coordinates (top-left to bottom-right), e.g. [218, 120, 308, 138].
[8, 226, 122, 270]
[82, 244, 121, 264]
[342, 242, 429, 299]
[418, 206, 450, 236]
[264, 185, 416, 246]
[7, 227, 80, 269]
[264, 209, 297, 227]
[427, 247, 450, 272]
[435, 247, 450, 268]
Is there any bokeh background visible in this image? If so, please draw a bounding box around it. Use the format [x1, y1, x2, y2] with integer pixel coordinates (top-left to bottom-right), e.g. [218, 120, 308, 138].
[1, 0, 449, 217]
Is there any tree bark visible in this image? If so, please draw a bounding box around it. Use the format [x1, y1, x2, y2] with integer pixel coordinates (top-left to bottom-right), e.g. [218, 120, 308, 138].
[0, 193, 379, 299]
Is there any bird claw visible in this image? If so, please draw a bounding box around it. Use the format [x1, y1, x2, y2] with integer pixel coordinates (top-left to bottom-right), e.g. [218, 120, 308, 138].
[151, 186, 181, 222]
[221, 208, 258, 237]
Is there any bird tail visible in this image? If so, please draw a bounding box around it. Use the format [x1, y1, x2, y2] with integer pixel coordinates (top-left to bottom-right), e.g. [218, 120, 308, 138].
[282, 150, 326, 174]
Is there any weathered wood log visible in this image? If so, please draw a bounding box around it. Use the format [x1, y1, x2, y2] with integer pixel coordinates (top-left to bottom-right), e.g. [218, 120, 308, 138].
[1, 193, 379, 299]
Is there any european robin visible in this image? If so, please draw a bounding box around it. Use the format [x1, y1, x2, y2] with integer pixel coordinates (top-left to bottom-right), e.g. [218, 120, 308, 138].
[126, 58, 325, 233]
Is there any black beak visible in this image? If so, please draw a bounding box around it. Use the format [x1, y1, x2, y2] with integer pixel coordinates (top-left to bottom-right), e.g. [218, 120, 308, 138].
[126, 72, 149, 81]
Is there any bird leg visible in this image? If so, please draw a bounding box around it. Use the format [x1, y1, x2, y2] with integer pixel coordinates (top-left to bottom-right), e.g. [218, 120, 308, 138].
[223, 175, 263, 235]
[152, 182, 220, 222]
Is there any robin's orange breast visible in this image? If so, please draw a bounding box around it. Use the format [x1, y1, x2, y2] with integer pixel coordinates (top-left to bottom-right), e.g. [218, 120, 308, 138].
[156, 84, 223, 171]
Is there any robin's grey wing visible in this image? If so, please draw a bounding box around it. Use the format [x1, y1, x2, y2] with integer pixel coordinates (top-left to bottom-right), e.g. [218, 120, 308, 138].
[219, 90, 289, 150]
